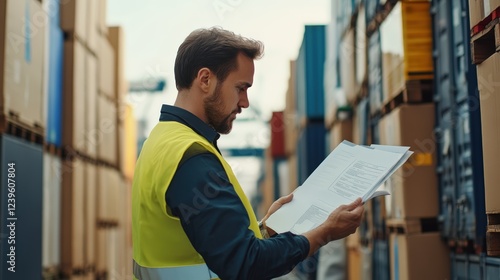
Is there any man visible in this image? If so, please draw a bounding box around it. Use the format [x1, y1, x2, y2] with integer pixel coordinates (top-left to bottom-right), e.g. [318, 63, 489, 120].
[132, 27, 364, 280]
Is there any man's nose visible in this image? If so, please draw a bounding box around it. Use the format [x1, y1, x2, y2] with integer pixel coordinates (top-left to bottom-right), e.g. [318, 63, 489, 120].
[239, 92, 250, 109]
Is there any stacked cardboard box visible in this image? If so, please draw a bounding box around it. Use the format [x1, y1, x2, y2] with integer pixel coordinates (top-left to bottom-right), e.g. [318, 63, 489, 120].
[59, 1, 134, 278]
[379, 104, 438, 220]
[1, 0, 46, 135]
[469, 0, 500, 27]
[378, 103, 450, 278]
[476, 50, 500, 256]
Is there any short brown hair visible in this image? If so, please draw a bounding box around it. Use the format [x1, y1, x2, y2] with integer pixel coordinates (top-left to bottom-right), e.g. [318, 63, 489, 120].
[174, 27, 264, 90]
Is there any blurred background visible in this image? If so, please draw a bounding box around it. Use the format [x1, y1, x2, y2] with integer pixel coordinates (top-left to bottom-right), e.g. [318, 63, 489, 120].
[1, 0, 500, 279]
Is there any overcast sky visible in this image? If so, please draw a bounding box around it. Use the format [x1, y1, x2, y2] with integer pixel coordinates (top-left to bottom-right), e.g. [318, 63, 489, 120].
[107, 0, 332, 198]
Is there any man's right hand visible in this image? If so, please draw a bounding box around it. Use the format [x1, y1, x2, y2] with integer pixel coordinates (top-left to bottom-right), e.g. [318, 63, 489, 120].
[302, 198, 364, 256]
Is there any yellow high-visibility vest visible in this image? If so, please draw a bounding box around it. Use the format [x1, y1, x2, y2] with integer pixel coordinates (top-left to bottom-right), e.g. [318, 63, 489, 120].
[132, 121, 262, 280]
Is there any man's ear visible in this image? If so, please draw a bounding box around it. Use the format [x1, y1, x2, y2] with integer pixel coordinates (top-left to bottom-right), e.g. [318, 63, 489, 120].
[196, 68, 213, 93]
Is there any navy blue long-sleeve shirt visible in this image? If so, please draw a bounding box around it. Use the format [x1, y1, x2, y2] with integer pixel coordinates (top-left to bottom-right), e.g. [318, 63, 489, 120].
[160, 105, 309, 280]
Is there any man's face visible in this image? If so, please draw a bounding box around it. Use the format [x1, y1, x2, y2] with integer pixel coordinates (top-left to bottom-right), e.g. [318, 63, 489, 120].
[204, 53, 254, 134]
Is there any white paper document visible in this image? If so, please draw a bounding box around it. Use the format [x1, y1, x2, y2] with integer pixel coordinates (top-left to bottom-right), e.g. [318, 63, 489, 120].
[265, 140, 413, 235]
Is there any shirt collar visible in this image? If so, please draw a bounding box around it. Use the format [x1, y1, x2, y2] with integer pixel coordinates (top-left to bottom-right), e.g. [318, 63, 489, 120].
[159, 104, 220, 146]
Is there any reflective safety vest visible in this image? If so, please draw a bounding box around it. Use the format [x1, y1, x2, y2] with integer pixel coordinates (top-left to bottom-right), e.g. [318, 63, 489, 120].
[132, 121, 262, 280]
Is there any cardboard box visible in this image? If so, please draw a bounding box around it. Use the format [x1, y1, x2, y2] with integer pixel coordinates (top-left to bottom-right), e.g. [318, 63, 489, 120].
[97, 93, 118, 166]
[97, 166, 109, 223]
[108, 26, 127, 102]
[98, 35, 116, 100]
[477, 51, 500, 213]
[356, 6, 367, 86]
[86, 53, 98, 159]
[86, 0, 99, 53]
[61, 158, 86, 275]
[382, 52, 405, 101]
[97, 166, 120, 223]
[341, 29, 357, 104]
[60, 0, 87, 42]
[379, 104, 439, 219]
[102, 167, 122, 224]
[390, 232, 450, 280]
[330, 119, 353, 152]
[110, 169, 121, 224]
[469, 0, 485, 28]
[98, 0, 108, 35]
[84, 162, 97, 269]
[95, 228, 109, 274]
[63, 39, 87, 153]
[382, 52, 393, 104]
[485, 0, 500, 18]
[1, 0, 45, 128]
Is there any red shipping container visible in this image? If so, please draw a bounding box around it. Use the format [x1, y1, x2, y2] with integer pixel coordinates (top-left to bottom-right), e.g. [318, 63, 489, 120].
[270, 112, 286, 158]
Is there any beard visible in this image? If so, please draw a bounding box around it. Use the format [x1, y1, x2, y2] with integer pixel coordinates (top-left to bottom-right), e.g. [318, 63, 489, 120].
[204, 82, 238, 134]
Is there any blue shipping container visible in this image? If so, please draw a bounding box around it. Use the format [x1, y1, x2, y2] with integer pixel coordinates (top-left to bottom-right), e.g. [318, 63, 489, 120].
[484, 256, 500, 280]
[0, 135, 43, 279]
[451, 253, 482, 280]
[451, 0, 485, 248]
[372, 239, 390, 280]
[435, 117, 458, 241]
[45, 0, 64, 146]
[297, 122, 326, 186]
[432, 0, 454, 116]
[432, 0, 486, 249]
[455, 102, 486, 246]
[295, 25, 326, 121]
